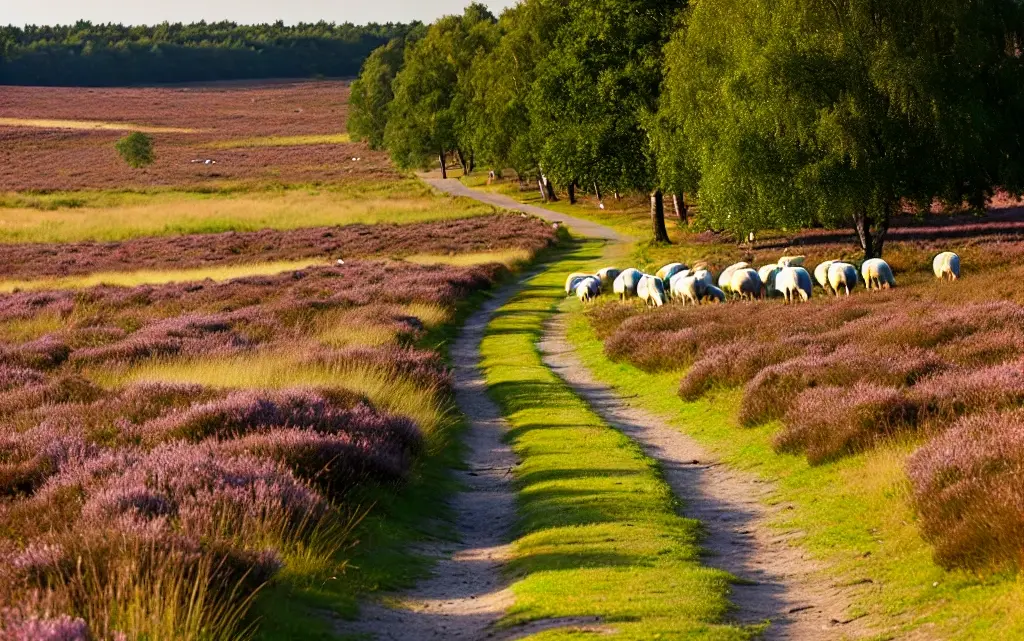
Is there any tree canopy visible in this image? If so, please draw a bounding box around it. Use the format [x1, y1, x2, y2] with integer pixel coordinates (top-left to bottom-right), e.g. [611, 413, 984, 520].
[0, 21, 416, 86]
[663, 0, 1024, 256]
[350, 0, 1024, 253]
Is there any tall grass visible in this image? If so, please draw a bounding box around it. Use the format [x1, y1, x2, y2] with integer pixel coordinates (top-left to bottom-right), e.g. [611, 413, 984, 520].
[206, 134, 351, 149]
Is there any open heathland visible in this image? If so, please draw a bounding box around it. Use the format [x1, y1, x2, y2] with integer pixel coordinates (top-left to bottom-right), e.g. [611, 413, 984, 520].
[0, 190, 556, 640]
[0, 213, 557, 279]
[0, 81, 390, 191]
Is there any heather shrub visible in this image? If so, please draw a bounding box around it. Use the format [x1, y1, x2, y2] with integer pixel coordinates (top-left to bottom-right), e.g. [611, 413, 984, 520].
[909, 360, 1024, 424]
[775, 383, 917, 464]
[908, 410, 1024, 571]
[679, 340, 797, 401]
[940, 328, 1024, 367]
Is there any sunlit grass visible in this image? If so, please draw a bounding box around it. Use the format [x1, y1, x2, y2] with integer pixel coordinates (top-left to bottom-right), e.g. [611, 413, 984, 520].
[403, 248, 533, 268]
[0, 180, 497, 244]
[206, 133, 351, 149]
[0, 117, 196, 134]
[97, 351, 446, 435]
[0, 259, 327, 293]
[0, 312, 65, 343]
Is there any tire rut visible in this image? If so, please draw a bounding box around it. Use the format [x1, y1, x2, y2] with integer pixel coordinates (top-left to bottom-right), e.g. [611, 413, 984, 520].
[539, 312, 870, 640]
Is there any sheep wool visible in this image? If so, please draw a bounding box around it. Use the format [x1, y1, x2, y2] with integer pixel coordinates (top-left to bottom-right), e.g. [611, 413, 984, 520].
[933, 252, 961, 281]
[862, 259, 896, 290]
[596, 267, 621, 291]
[613, 268, 644, 301]
[814, 260, 837, 292]
[718, 262, 751, 294]
[730, 268, 763, 301]
[828, 262, 859, 296]
[575, 276, 602, 303]
[638, 275, 668, 307]
[776, 267, 813, 303]
[565, 272, 590, 296]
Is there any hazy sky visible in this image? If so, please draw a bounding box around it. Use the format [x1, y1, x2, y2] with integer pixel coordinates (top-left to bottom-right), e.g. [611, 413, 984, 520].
[6, 1, 516, 27]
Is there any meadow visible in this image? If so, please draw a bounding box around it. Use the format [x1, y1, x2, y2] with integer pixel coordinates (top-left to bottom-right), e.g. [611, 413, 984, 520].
[0, 79, 565, 639]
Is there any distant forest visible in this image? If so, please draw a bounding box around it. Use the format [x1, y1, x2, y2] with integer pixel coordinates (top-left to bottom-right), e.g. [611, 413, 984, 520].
[0, 21, 419, 86]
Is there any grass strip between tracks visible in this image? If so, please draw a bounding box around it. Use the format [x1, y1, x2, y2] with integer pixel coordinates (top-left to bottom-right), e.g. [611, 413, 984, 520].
[479, 239, 755, 640]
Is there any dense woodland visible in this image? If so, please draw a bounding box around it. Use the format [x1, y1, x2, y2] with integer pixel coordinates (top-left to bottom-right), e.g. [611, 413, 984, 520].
[349, 0, 1024, 257]
[0, 21, 417, 86]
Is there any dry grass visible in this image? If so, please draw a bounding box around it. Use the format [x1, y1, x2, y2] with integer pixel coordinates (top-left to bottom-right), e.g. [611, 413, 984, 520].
[403, 249, 534, 267]
[0, 259, 327, 293]
[0, 117, 197, 134]
[0, 184, 496, 244]
[206, 134, 351, 149]
[102, 351, 446, 435]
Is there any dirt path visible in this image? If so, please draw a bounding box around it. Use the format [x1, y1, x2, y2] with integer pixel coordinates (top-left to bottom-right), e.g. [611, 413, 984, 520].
[342, 274, 523, 641]
[539, 314, 869, 639]
[349, 177, 864, 639]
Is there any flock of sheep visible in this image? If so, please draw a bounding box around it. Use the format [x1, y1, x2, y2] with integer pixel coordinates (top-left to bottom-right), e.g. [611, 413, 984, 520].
[566, 251, 962, 306]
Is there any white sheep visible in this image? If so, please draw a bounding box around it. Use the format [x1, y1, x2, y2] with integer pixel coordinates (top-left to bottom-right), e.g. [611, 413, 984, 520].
[575, 276, 602, 303]
[704, 285, 727, 303]
[565, 272, 590, 296]
[778, 255, 806, 268]
[933, 252, 961, 281]
[776, 266, 813, 303]
[670, 273, 702, 306]
[638, 274, 668, 307]
[718, 262, 751, 295]
[613, 268, 644, 301]
[656, 262, 689, 283]
[730, 268, 763, 301]
[692, 269, 714, 292]
[596, 267, 621, 291]
[758, 264, 783, 298]
[828, 262, 859, 296]
[862, 258, 896, 290]
[814, 260, 836, 294]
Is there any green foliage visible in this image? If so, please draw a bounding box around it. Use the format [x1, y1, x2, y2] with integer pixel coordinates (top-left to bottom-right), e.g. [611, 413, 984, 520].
[348, 38, 408, 150]
[115, 132, 156, 169]
[0, 21, 417, 86]
[383, 5, 498, 171]
[664, 0, 1024, 256]
[528, 0, 684, 193]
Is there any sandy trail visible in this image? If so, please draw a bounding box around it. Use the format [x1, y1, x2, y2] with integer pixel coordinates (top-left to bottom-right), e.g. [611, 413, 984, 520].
[539, 313, 869, 640]
[349, 177, 865, 640]
[340, 272, 522, 640]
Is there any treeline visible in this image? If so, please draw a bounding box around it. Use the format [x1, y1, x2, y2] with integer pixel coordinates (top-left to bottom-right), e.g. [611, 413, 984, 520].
[349, 0, 1024, 256]
[0, 21, 419, 86]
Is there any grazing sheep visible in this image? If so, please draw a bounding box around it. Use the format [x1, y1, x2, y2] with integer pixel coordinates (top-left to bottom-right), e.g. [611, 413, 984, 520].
[758, 264, 783, 298]
[730, 268, 763, 301]
[575, 276, 602, 303]
[776, 267, 813, 303]
[638, 275, 668, 307]
[704, 285, 727, 303]
[613, 268, 644, 301]
[596, 267, 621, 291]
[656, 262, 689, 283]
[565, 272, 590, 296]
[670, 273, 702, 306]
[778, 255, 806, 268]
[862, 258, 896, 290]
[718, 262, 751, 295]
[828, 262, 859, 296]
[814, 260, 837, 294]
[933, 252, 961, 281]
[692, 269, 713, 292]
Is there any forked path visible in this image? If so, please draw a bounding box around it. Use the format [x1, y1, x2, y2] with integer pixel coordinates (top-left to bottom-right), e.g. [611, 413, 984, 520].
[350, 177, 864, 639]
[539, 314, 869, 640]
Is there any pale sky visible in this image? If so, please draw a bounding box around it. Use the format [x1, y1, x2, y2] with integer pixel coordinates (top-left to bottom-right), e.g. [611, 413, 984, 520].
[6, 1, 516, 27]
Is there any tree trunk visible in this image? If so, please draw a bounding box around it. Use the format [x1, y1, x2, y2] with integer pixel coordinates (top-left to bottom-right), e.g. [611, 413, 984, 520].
[671, 193, 688, 225]
[651, 190, 671, 244]
[568, 182, 577, 205]
[852, 208, 891, 259]
[594, 182, 603, 203]
[614, 191, 621, 200]
[439, 150, 447, 180]
[456, 149, 469, 174]
[538, 178, 549, 203]
[543, 176, 558, 202]
[468, 151, 475, 174]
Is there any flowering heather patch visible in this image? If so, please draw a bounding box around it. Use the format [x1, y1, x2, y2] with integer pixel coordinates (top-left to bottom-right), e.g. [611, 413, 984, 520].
[775, 383, 917, 464]
[0, 214, 558, 280]
[0, 609, 89, 641]
[0, 225, 518, 636]
[907, 410, 1024, 571]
